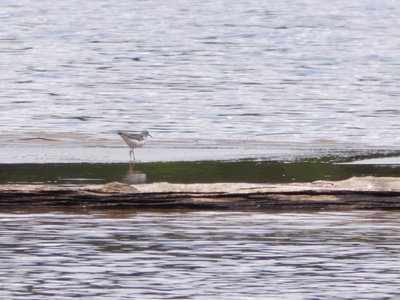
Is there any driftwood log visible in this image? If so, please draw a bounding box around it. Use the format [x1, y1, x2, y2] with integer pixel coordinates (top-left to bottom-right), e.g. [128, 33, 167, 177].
[0, 177, 399, 210]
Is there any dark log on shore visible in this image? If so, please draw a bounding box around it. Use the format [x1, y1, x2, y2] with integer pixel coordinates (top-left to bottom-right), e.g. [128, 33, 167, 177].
[0, 177, 399, 210]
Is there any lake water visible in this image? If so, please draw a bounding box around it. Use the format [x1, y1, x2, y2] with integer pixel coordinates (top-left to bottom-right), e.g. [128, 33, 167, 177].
[1, 0, 400, 147]
[1, 210, 400, 299]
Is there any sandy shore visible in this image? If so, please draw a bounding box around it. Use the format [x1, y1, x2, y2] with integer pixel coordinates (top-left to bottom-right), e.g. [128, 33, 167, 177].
[0, 146, 286, 164]
[0, 132, 399, 164]
[2, 144, 398, 164]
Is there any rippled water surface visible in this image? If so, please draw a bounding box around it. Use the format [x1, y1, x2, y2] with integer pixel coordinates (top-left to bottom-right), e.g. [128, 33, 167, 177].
[0, 210, 399, 299]
[1, 0, 400, 146]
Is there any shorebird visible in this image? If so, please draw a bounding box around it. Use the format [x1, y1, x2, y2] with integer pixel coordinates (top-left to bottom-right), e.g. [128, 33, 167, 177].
[118, 130, 152, 161]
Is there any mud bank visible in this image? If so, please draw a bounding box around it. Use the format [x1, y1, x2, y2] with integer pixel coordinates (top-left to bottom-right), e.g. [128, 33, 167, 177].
[1, 177, 399, 211]
[1, 134, 399, 163]
[0, 145, 399, 164]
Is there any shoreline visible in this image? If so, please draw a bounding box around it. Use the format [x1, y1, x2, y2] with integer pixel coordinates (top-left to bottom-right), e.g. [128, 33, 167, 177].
[0, 137, 399, 164]
[0, 147, 398, 164]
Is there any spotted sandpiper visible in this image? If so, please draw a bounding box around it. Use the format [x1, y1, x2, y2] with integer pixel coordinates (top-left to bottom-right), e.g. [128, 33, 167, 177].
[118, 130, 152, 161]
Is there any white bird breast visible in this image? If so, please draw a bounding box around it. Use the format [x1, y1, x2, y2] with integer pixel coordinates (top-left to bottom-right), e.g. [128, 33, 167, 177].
[120, 135, 147, 148]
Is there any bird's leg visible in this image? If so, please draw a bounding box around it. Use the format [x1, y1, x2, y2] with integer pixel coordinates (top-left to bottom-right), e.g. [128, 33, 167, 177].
[129, 148, 133, 161]
[132, 149, 136, 161]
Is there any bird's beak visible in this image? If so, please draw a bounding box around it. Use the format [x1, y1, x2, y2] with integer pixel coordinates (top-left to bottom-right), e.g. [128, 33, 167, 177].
[149, 134, 153, 137]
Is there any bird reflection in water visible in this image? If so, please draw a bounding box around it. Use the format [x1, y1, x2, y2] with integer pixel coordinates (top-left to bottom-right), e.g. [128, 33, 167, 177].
[122, 163, 147, 184]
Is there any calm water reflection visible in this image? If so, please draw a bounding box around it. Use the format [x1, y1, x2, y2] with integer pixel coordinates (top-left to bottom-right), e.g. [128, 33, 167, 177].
[1, 210, 399, 299]
[1, 160, 399, 185]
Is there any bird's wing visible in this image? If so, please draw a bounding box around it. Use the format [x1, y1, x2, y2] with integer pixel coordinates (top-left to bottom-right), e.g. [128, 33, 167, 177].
[118, 132, 142, 140]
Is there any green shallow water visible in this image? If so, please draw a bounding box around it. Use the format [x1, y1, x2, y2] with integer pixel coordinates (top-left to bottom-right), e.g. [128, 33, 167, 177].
[1, 157, 399, 185]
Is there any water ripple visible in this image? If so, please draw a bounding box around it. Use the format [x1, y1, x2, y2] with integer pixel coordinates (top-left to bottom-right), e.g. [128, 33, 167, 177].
[0, 1, 399, 146]
[0, 210, 400, 298]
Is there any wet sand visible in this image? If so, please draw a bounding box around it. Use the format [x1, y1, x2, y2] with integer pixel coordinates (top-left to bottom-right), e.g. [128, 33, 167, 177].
[1, 133, 399, 164]
[0, 144, 354, 164]
[0, 146, 285, 164]
[2, 145, 399, 164]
